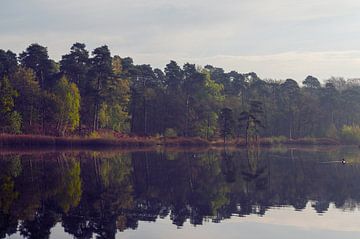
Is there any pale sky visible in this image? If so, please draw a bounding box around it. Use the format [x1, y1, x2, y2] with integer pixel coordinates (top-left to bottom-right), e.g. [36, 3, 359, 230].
[2, 0, 360, 81]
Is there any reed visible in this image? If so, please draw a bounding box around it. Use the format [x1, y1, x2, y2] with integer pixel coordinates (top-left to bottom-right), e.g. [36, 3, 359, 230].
[0, 134, 158, 148]
[0, 134, 341, 149]
[162, 136, 210, 147]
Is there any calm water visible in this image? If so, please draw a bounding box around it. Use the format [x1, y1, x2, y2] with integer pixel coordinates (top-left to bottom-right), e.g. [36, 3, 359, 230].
[1, 146, 360, 239]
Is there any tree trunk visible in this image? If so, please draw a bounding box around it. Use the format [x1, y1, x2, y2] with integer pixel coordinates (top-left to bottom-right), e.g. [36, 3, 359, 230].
[93, 102, 98, 131]
[93, 76, 101, 131]
[246, 118, 250, 146]
[185, 95, 190, 136]
[207, 113, 210, 140]
[143, 95, 147, 135]
[223, 120, 226, 145]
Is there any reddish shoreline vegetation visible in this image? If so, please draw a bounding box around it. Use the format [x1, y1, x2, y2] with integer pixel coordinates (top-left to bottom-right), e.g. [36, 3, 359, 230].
[0, 133, 341, 149]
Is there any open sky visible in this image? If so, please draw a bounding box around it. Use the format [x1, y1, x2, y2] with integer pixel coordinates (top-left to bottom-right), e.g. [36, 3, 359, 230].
[1, 0, 360, 81]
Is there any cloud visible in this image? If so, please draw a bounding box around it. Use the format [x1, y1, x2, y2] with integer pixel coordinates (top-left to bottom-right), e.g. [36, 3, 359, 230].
[1, 0, 360, 80]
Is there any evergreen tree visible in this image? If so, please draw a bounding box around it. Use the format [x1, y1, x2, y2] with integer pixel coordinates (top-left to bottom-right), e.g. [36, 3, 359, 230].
[219, 107, 234, 144]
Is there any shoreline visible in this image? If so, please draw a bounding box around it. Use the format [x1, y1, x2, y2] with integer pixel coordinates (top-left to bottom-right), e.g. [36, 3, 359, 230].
[0, 134, 347, 149]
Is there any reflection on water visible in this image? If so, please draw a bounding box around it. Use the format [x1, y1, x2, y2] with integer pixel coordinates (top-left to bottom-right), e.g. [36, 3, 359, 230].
[1, 147, 360, 238]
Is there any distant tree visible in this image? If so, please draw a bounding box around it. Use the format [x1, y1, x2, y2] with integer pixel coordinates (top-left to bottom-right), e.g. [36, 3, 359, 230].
[10, 67, 41, 132]
[99, 103, 129, 132]
[121, 57, 135, 76]
[53, 76, 80, 135]
[60, 43, 89, 88]
[0, 77, 21, 133]
[19, 44, 58, 89]
[89, 45, 113, 131]
[163, 61, 185, 134]
[165, 60, 183, 91]
[2, 43, 360, 140]
[195, 69, 223, 138]
[99, 55, 130, 132]
[0, 49, 17, 78]
[297, 76, 322, 137]
[19, 44, 60, 133]
[280, 79, 300, 139]
[303, 75, 321, 89]
[340, 87, 360, 125]
[128, 64, 158, 135]
[326, 77, 347, 91]
[41, 91, 60, 134]
[219, 107, 234, 144]
[60, 43, 90, 132]
[320, 82, 339, 127]
[239, 100, 264, 146]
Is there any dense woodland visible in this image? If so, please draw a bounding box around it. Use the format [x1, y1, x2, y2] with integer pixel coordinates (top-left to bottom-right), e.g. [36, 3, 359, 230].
[2, 43, 360, 141]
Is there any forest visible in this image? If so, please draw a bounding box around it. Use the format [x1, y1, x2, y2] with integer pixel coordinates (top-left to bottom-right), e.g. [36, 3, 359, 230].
[1, 43, 360, 143]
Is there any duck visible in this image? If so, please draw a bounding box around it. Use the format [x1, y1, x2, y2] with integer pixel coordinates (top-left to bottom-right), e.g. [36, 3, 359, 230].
[341, 158, 346, 164]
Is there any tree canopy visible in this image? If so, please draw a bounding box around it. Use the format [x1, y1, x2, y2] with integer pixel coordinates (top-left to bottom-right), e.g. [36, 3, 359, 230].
[1, 43, 360, 140]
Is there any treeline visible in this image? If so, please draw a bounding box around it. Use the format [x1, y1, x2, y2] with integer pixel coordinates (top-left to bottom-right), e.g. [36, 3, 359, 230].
[1, 43, 360, 139]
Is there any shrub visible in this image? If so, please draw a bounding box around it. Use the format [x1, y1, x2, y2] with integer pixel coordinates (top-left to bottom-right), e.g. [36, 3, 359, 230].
[164, 128, 177, 137]
[8, 111, 22, 134]
[271, 136, 288, 144]
[326, 123, 338, 139]
[262, 136, 288, 145]
[340, 125, 360, 144]
[88, 131, 101, 139]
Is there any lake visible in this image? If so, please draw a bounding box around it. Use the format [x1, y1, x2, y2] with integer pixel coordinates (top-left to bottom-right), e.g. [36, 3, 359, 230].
[1, 146, 360, 239]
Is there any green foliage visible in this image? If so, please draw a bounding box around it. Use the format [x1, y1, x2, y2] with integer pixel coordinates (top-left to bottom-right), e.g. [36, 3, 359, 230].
[195, 111, 218, 139]
[340, 125, 360, 144]
[5, 148, 360, 236]
[88, 131, 101, 138]
[99, 103, 129, 132]
[0, 156, 21, 214]
[164, 128, 177, 137]
[219, 107, 234, 143]
[89, 45, 113, 131]
[10, 67, 41, 132]
[303, 75, 321, 89]
[239, 100, 264, 145]
[3, 43, 360, 140]
[8, 111, 22, 134]
[0, 77, 22, 133]
[0, 77, 17, 113]
[0, 49, 17, 78]
[54, 76, 80, 135]
[326, 123, 338, 139]
[60, 43, 89, 89]
[55, 160, 82, 213]
[68, 83, 81, 130]
[268, 136, 288, 144]
[95, 55, 131, 133]
[19, 43, 58, 89]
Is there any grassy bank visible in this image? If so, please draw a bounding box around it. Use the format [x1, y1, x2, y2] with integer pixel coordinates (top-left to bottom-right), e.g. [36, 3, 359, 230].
[0, 134, 343, 149]
[213, 137, 341, 147]
[0, 134, 211, 148]
[0, 134, 156, 148]
[257, 137, 341, 146]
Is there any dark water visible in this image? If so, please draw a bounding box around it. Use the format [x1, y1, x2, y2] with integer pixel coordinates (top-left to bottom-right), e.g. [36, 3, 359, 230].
[1, 146, 360, 239]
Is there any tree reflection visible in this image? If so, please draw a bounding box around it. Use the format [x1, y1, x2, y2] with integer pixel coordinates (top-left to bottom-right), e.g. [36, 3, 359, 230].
[0, 148, 360, 238]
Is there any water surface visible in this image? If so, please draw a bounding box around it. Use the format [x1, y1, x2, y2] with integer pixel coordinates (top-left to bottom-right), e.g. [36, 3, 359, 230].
[1, 146, 360, 238]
